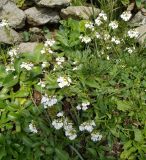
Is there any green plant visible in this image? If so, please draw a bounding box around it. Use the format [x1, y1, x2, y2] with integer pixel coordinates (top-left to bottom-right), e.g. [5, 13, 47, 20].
[0, 8, 146, 160]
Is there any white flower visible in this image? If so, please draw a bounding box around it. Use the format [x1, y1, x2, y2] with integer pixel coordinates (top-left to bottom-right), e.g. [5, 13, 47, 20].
[73, 66, 79, 71]
[8, 48, 19, 58]
[109, 21, 118, 29]
[104, 33, 110, 40]
[107, 55, 110, 60]
[20, 62, 34, 70]
[44, 39, 55, 47]
[42, 62, 48, 68]
[56, 57, 65, 65]
[29, 122, 38, 133]
[91, 131, 102, 142]
[127, 29, 139, 38]
[82, 101, 90, 111]
[41, 95, 58, 108]
[125, 47, 135, 54]
[57, 111, 64, 117]
[79, 120, 96, 133]
[111, 37, 120, 44]
[95, 32, 101, 39]
[80, 35, 91, 44]
[41, 48, 46, 54]
[5, 66, 15, 72]
[120, 11, 132, 21]
[65, 129, 77, 140]
[76, 105, 82, 110]
[95, 17, 103, 26]
[0, 19, 9, 27]
[85, 22, 94, 31]
[57, 76, 72, 88]
[63, 119, 73, 131]
[37, 80, 45, 88]
[48, 48, 54, 54]
[76, 101, 90, 111]
[99, 11, 107, 21]
[52, 119, 63, 130]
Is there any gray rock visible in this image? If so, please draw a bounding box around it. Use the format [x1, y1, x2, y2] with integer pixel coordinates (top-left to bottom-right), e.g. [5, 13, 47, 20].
[61, 6, 100, 20]
[0, 0, 8, 9]
[0, 26, 21, 44]
[136, 25, 146, 45]
[0, 1, 26, 29]
[29, 27, 42, 33]
[33, 0, 71, 8]
[18, 42, 39, 53]
[130, 11, 146, 27]
[25, 7, 60, 26]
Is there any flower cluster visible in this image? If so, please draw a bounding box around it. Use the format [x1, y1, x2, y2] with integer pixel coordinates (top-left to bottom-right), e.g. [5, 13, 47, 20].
[57, 76, 72, 88]
[52, 113, 77, 140]
[29, 121, 38, 133]
[37, 79, 46, 88]
[20, 62, 34, 71]
[127, 29, 139, 38]
[41, 94, 58, 109]
[76, 101, 90, 111]
[41, 39, 55, 54]
[7, 48, 19, 62]
[91, 131, 102, 142]
[79, 120, 96, 132]
[120, 11, 132, 21]
[79, 35, 91, 44]
[109, 21, 118, 29]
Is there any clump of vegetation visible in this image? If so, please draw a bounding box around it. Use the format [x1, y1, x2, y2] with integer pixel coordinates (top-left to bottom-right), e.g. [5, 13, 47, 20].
[0, 5, 146, 160]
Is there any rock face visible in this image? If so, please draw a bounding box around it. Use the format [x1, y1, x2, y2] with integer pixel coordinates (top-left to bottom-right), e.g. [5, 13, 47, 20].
[136, 25, 146, 45]
[18, 42, 39, 53]
[33, 0, 71, 8]
[0, 27, 21, 44]
[0, 1, 26, 29]
[130, 11, 146, 26]
[61, 6, 100, 20]
[0, 0, 8, 8]
[25, 7, 60, 26]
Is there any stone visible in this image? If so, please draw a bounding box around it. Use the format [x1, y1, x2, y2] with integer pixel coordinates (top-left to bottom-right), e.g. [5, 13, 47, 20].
[0, 1, 26, 29]
[130, 11, 146, 27]
[18, 42, 39, 53]
[136, 25, 146, 45]
[0, 0, 8, 9]
[61, 6, 100, 20]
[33, 0, 71, 8]
[0, 27, 21, 44]
[25, 7, 60, 26]
[29, 27, 42, 33]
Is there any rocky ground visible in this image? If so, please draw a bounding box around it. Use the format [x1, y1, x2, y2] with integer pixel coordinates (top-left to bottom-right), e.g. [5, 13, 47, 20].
[0, 0, 145, 50]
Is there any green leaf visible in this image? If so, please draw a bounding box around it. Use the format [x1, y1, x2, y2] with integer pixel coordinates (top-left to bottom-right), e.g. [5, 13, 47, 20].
[134, 129, 143, 142]
[136, 0, 142, 8]
[117, 100, 132, 112]
[0, 147, 6, 160]
[55, 148, 69, 160]
[2, 73, 18, 88]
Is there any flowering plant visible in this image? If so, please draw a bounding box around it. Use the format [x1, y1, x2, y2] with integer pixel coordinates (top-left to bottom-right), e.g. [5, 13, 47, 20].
[0, 9, 146, 160]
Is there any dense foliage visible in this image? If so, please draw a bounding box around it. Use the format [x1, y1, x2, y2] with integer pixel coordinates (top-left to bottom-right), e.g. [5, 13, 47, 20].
[0, 6, 146, 160]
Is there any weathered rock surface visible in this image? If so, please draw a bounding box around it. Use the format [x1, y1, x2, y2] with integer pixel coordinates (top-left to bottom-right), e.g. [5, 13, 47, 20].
[130, 11, 146, 26]
[0, 0, 8, 9]
[136, 25, 146, 45]
[18, 42, 39, 53]
[33, 0, 71, 8]
[61, 6, 100, 20]
[25, 7, 60, 26]
[0, 1, 26, 29]
[0, 27, 21, 44]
